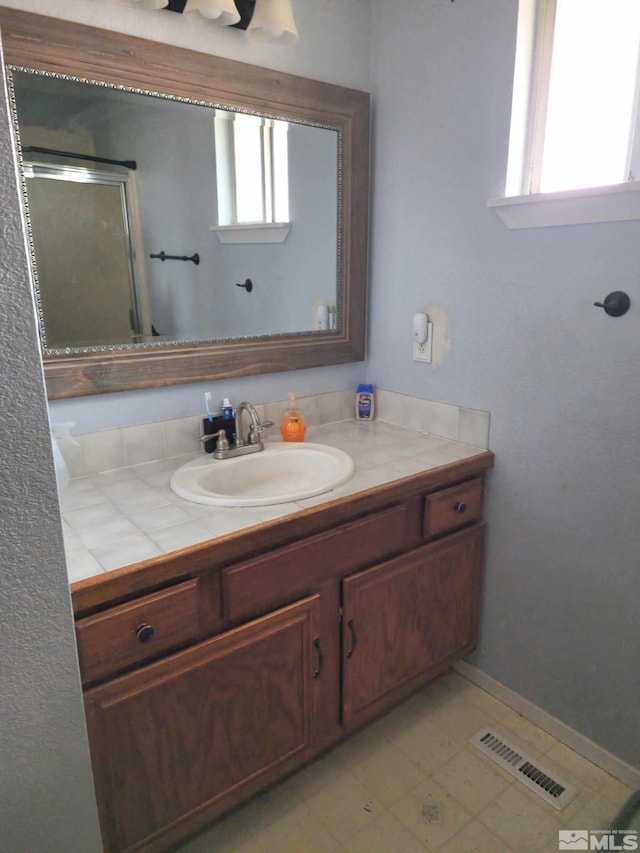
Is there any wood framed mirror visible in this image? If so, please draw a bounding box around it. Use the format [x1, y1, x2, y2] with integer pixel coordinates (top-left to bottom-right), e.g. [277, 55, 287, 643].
[0, 8, 369, 399]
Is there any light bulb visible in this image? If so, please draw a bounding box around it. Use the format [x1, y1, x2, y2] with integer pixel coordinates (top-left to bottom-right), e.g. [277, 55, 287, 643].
[248, 0, 299, 44]
[110, 0, 169, 8]
[183, 0, 240, 26]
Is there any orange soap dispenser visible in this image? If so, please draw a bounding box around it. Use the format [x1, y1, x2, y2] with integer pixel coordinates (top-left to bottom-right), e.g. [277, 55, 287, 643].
[280, 391, 307, 442]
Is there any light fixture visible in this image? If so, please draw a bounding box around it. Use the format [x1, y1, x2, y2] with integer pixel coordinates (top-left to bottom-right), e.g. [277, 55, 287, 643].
[183, 0, 240, 26]
[110, 0, 169, 8]
[247, 0, 298, 43]
[105, 0, 298, 43]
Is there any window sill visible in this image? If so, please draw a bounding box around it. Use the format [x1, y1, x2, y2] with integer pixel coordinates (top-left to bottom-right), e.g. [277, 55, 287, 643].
[210, 223, 291, 244]
[487, 181, 640, 229]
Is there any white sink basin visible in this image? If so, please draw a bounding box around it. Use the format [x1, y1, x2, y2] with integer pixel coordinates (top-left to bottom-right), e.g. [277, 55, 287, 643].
[170, 442, 355, 507]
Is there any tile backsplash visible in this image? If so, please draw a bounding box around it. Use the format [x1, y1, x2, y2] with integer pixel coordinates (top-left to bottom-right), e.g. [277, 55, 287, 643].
[55, 388, 490, 479]
[376, 390, 491, 449]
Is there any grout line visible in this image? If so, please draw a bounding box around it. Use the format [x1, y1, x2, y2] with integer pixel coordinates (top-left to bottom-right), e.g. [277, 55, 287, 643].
[173, 675, 621, 852]
[455, 660, 640, 789]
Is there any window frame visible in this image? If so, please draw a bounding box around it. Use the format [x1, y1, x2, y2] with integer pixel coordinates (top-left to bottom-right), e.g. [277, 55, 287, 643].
[214, 110, 290, 232]
[523, 0, 556, 195]
[492, 0, 640, 229]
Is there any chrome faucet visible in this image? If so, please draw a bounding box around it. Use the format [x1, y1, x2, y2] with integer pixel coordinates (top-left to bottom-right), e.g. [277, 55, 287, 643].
[203, 402, 272, 460]
[234, 401, 264, 448]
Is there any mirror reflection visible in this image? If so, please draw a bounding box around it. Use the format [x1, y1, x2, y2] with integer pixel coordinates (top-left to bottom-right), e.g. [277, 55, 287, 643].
[11, 70, 340, 351]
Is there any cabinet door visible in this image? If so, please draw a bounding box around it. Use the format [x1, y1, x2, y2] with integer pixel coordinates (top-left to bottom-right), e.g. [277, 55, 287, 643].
[342, 525, 483, 726]
[85, 594, 320, 853]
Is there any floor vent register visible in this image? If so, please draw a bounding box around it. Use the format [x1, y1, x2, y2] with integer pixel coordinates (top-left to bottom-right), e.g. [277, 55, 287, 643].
[469, 727, 576, 810]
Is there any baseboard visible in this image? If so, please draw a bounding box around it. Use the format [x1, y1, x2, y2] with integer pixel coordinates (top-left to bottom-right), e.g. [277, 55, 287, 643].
[454, 660, 640, 789]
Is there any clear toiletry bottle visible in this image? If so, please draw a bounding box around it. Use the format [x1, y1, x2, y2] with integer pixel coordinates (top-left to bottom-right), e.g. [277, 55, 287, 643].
[355, 384, 375, 420]
[280, 391, 307, 442]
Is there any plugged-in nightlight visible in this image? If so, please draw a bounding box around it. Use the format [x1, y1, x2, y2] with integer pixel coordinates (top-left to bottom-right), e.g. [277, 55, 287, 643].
[248, 0, 298, 43]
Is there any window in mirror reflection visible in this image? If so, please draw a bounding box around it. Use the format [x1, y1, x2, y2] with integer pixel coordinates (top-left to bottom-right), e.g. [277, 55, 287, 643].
[215, 111, 290, 226]
[11, 69, 339, 349]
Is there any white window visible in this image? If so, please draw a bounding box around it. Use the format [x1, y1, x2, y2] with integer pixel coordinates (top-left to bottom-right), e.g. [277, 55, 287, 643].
[487, 0, 640, 228]
[494, 0, 640, 228]
[214, 110, 290, 227]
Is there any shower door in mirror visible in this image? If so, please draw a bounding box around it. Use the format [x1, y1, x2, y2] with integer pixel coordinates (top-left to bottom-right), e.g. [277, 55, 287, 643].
[24, 164, 148, 349]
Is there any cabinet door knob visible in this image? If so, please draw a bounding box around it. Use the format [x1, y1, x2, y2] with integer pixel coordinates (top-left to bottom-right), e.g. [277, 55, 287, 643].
[136, 623, 155, 644]
[454, 502, 467, 514]
[346, 619, 357, 659]
[312, 637, 324, 679]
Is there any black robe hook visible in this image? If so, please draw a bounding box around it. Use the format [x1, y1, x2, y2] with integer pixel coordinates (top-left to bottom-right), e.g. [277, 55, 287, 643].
[593, 291, 630, 317]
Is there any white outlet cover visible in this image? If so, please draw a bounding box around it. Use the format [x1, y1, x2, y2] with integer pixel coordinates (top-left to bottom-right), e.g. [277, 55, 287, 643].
[413, 322, 433, 363]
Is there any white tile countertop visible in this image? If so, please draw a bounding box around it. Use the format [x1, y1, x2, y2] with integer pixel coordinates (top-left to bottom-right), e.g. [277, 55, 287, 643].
[60, 420, 488, 584]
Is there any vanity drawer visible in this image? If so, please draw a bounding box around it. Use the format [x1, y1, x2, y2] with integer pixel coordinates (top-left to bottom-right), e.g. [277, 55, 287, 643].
[76, 579, 202, 685]
[222, 504, 408, 622]
[423, 477, 483, 538]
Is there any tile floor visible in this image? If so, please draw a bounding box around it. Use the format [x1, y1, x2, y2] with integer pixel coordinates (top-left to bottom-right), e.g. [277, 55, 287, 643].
[175, 671, 635, 853]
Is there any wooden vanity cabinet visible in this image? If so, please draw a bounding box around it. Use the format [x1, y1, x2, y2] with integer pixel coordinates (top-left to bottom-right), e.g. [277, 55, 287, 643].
[341, 524, 484, 727]
[76, 578, 207, 685]
[75, 459, 493, 852]
[84, 595, 321, 853]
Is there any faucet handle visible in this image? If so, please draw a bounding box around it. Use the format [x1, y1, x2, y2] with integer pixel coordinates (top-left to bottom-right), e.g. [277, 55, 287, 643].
[248, 420, 273, 445]
[214, 429, 230, 451]
[202, 429, 229, 451]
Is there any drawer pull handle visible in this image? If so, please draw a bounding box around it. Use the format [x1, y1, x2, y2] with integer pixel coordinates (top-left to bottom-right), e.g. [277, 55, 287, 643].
[312, 637, 324, 679]
[346, 619, 357, 659]
[454, 502, 467, 514]
[136, 623, 155, 644]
